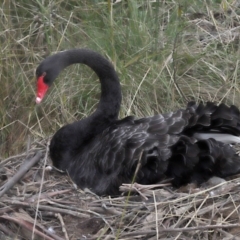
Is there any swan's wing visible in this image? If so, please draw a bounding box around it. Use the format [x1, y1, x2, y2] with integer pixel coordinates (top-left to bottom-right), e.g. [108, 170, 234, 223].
[97, 110, 189, 170]
[185, 101, 240, 137]
[69, 110, 190, 195]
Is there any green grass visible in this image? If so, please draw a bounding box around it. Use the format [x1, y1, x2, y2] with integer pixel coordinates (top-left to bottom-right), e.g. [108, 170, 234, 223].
[0, 0, 240, 156]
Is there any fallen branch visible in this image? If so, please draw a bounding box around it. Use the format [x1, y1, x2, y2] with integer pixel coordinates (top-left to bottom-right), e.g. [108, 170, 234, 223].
[0, 151, 42, 198]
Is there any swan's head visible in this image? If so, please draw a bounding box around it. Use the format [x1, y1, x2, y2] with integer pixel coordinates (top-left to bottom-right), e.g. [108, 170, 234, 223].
[35, 53, 63, 104]
[36, 72, 48, 104]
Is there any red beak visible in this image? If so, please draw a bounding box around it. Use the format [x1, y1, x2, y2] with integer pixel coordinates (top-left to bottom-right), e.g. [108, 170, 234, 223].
[36, 75, 49, 104]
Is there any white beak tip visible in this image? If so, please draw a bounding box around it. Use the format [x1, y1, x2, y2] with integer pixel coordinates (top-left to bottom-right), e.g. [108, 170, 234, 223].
[36, 97, 42, 104]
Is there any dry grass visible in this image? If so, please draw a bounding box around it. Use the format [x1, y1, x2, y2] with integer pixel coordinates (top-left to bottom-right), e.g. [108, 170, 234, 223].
[1, 144, 240, 239]
[1, 1, 240, 239]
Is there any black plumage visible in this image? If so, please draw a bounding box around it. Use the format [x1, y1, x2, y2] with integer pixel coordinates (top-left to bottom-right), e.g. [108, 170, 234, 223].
[35, 49, 240, 196]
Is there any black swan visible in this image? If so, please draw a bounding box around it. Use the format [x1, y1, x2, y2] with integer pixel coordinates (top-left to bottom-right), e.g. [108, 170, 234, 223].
[36, 49, 240, 196]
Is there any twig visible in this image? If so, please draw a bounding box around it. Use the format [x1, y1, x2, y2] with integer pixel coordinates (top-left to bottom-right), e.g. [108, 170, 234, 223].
[48, 205, 82, 219]
[120, 182, 171, 192]
[174, 194, 209, 239]
[47, 200, 92, 214]
[121, 224, 240, 238]
[27, 189, 72, 203]
[32, 146, 48, 240]
[0, 206, 16, 215]
[0, 223, 15, 237]
[0, 151, 43, 198]
[56, 213, 69, 240]
[2, 199, 90, 218]
[127, 68, 151, 115]
[120, 183, 148, 200]
[0, 152, 32, 166]
[101, 203, 122, 215]
[153, 191, 158, 240]
[0, 215, 55, 240]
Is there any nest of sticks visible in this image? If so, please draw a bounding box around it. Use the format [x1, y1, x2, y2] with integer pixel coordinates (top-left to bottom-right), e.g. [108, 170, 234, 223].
[0, 140, 240, 240]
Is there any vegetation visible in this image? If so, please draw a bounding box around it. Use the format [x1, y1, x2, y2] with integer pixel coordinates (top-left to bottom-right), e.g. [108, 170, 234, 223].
[0, 1, 240, 155]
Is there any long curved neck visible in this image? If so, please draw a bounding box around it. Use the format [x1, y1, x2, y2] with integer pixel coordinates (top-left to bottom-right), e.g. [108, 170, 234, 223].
[64, 49, 121, 120]
[48, 49, 122, 121]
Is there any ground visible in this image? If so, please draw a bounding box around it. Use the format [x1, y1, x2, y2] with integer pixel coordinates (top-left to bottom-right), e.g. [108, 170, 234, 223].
[0, 147, 240, 239]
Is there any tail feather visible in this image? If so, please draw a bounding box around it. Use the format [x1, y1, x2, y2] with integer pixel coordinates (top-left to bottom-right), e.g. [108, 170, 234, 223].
[167, 137, 240, 187]
[184, 102, 240, 139]
[130, 102, 240, 190]
[166, 136, 200, 186]
[211, 103, 234, 120]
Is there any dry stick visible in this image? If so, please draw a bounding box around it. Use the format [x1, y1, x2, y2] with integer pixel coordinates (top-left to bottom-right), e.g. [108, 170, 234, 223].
[56, 213, 69, 240]
[124, 184, 148, 200]
[155, 180, 230, 206]
[174, 194, 210, 240]
[28, 189, 72, 203]
[0, 215, 55, 240]
[126, 68, 151, 115]
[0, 152, 33, 166]
[116, 151, 144, 239]
[0, 151, 43, 198]
[121, 224, 240, 238]
[0, 206, 16, 215]
[0, 223, 15, 238]
[119, 182, 171, 198]
[2, 199, 90, 218]
[152, 191, 158, 240]
[224, 193, 240, 222]
[112, 204, 149, 226]
[32, 145, 49, 240]
[101, 203, 122, 215]
[46, 199, 92, 215]
[39, 205, 90, 218]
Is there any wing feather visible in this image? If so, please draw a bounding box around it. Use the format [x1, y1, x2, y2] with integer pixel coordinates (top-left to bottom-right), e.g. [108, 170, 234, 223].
[60, 102, 240, 196]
